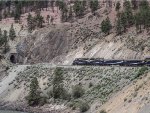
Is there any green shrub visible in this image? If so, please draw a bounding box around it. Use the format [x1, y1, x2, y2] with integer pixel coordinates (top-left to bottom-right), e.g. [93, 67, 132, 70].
[61, 89, 71, 100]
[89, 82, 93, 88]
[133, 67, 149, 80]
[69, 100, 90, 112]
[79, 102, 90, 112]
[72, 85, 84, 99]
[100, 110, 107, 113]
[137, 67, 148, 77]
[47, 90, 53, 99]
[39, 97, 47, 106]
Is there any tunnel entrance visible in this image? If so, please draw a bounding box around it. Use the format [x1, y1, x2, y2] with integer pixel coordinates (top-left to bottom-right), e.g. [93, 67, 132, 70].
[10, 55, 16, 63]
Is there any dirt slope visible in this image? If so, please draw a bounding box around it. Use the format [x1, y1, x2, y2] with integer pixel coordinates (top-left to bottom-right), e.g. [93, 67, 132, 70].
[99, 72, 150, 113]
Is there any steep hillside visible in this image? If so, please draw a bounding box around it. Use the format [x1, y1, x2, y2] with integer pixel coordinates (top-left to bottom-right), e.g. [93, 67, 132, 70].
[99, 70, 150, 113]
[23, 14, 150, 65]
[0, 64, 147, 113]
[1, 0, 150, 113]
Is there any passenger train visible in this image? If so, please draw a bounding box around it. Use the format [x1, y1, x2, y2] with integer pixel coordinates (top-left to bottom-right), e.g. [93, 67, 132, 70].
[72, 58, 150, 66]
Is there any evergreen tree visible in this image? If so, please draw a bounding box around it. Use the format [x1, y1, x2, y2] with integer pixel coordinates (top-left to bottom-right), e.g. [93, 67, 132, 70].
[131, 0, 138, 9]
[116, 12, 128, 34]
[14, 2, 22, 22]
[124, 1, 134, 26]
[68, 6, 73, 20]
[139, 0, 149, 9]
[101, 17, 112, 35]
[90, 0, 99, 14]
[53, 67, 64, 99]
[116, 18, 123, 35]
[46, 15, 50, 25]
[0, 11, 2, 21]
[27, 77, 41, 106]
[73, 0, 84, 17]
[56, 0, 65, 11]
[116, 1, 121, 11]
[9, 24, 16, 41]
[50, 1, 55, 12]
[135, 12, 142, 32]
[3, 30, 8, 53]
[123, 0, 131, 10]
[27, 13, 35, 32]
[130, 0, 150, 32]
[0, 28, 3, 46]
[61, 4, 68, 22]
[3, 9, 7, 19]
[50, 16, 54, 24]
[0, 28, 2, 37]
[120, 12, 127, 32]
[35, 11, 44, 28]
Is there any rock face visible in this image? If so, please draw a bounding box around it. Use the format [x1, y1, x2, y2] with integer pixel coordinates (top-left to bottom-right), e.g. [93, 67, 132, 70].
[24, 22, 150, 65]
[17, 4, 150, 65]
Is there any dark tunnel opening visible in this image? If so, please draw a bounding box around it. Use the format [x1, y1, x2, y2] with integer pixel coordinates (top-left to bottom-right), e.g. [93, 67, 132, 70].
[10, 55, 16, 63]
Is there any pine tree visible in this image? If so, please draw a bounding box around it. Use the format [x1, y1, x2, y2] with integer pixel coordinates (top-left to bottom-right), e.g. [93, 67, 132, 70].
[115, 12, 128, 34]
[3, 9, 7, 19]
[123, 0, 131, 10]
[35, 11, 44, 28]
[3, 30, 9, 53]
[68, 6, 73, 20]
[135, 12, 142, 32]
[14, 3, 21, 22]
[116, 1, 121, 11]
[27, 77, 41, 106]
[139, 0, 149, 9]
[134, 0, 150, 30]
[46, 15, 50, 25]
[131, 0, 138, 9]
[51, 16, 54, 25]
[73, 0, 84, 17]
[124, 1, 134, 26]
[9, 24, 16, 41]
[56, 0, 65, 11]
[50, 1, 55, 12]
[0, 28, 3, 46]
[53, 67, 64, 99]
[90, 0, 99, 14]
[0, 11, 2, 21]
[116, 18, 123, 35]
[120, 12, 127, 32]
[27, 13, 35, 32]
[61, 4, 68, 22]
[101, 17, 112, 35]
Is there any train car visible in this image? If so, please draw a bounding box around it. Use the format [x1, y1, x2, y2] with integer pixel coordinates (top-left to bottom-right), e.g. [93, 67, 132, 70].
[89, 58, 104, 65]
[144, 58, 150, 66]
[72, 58, 89, 65]
[73, 58, 104, 65]
[72, 58, 149, 67]
[102, 60, 124, 66]
[122, 60, 144, 66]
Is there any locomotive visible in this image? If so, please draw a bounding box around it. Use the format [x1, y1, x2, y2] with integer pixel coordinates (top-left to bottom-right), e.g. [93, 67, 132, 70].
[72, 58, 150, 66]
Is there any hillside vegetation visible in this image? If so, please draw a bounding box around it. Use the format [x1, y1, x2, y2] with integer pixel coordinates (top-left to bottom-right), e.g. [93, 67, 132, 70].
[1, 0, 150, 113]
[0, 65, 148, 113]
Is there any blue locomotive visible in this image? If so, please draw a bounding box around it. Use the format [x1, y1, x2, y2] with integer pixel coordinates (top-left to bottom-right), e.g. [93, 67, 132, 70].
[72, 58, 150, 66]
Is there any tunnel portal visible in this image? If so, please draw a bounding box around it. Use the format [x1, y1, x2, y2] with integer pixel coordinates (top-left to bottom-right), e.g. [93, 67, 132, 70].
[10, 55, 16, 63]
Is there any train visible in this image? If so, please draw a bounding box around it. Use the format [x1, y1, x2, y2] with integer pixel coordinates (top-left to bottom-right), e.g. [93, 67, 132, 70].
[72, 58, 150, 66]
